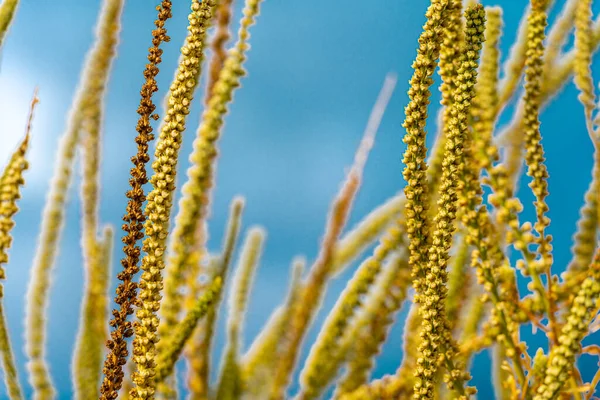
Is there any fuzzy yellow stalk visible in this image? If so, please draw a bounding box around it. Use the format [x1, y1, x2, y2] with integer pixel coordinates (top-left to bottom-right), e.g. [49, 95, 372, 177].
[471, 6, 502, 171]
[332, 193, 404, 274]
[183, 198, 244, 399]
[0, 93, 36, 400]
[73, 224, 114, 398]
[574, 0, 596, 142]
[25, 0, 123, 397]
[298, 223, 405, 400]
[333, 254, 411, 397]
[0, 0, 18, 48]
[398, 1, 456, 395]
[153, 277, 222, 383]
[445, 240, 471, 329]
[337, 301, 421, 400]
[534, 247, 600, 399]
[430, 0, 462, 193]
[522, 0, 555, 333]
[216, 228, 264, 400]
[411, 5, 485, 399]
[73, 4, 123, 396]
[542, 0, 577, 81]
[241, 257, 304, 399]
[129, 1, 218, 398]
[400, 0, 447, 309]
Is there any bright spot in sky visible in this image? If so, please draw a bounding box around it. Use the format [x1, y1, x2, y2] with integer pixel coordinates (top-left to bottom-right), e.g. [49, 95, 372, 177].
[0, 63, 56, 188]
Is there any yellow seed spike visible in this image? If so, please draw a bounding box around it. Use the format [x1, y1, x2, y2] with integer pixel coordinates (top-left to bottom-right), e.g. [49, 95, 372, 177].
[542, 0, 578, 80]
[562, 152, 599, 300]
[72, 5, 122, 397]
[534, 248, 600, 399]
[153, 278, 223, 383]
[73, 224, 114, 399]
[412, 5, 486, 398]
[333, 254, 411, 397]
[158, 0, 264, 396]
[216, 227, 265, 400]
[25, 0, 123, 396]
[298, 222, 405, 400]
[574, 0, 596, 142]
[0, 0, 18, 48]
[497, 0, 555, 111]
[182, 197, 244, 399]
[0, 91, 36, 400]
[332, 192, 404, 274]
[241, 257, 304, 398]
[523, 0, 554, 296]
[400, 0, 447, 312]
[129, 0, 218, 398]
[471, 6, 503, 171]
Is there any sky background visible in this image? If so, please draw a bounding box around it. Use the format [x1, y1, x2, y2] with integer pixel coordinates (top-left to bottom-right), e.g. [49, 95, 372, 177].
[0, 0, 599, 398]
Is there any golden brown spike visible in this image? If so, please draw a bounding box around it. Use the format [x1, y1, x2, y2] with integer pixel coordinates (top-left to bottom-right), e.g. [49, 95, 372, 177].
[99, 3, 172, 399]
[129, 1, 218, 397]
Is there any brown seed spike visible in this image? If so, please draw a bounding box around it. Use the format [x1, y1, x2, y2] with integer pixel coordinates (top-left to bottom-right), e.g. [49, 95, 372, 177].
[99, 2, 173, 399]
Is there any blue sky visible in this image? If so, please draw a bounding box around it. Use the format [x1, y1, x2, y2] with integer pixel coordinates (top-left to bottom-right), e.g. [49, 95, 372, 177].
[0, 0, 599, 398]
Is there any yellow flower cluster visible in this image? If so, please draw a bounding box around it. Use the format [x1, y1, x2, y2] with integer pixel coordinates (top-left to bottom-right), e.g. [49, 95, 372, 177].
[535, 248, 600, 399]
[411, 5, 485, 399]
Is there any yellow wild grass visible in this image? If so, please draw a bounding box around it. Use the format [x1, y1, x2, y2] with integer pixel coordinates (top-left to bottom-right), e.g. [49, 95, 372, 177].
[0, 0, 599, 399]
